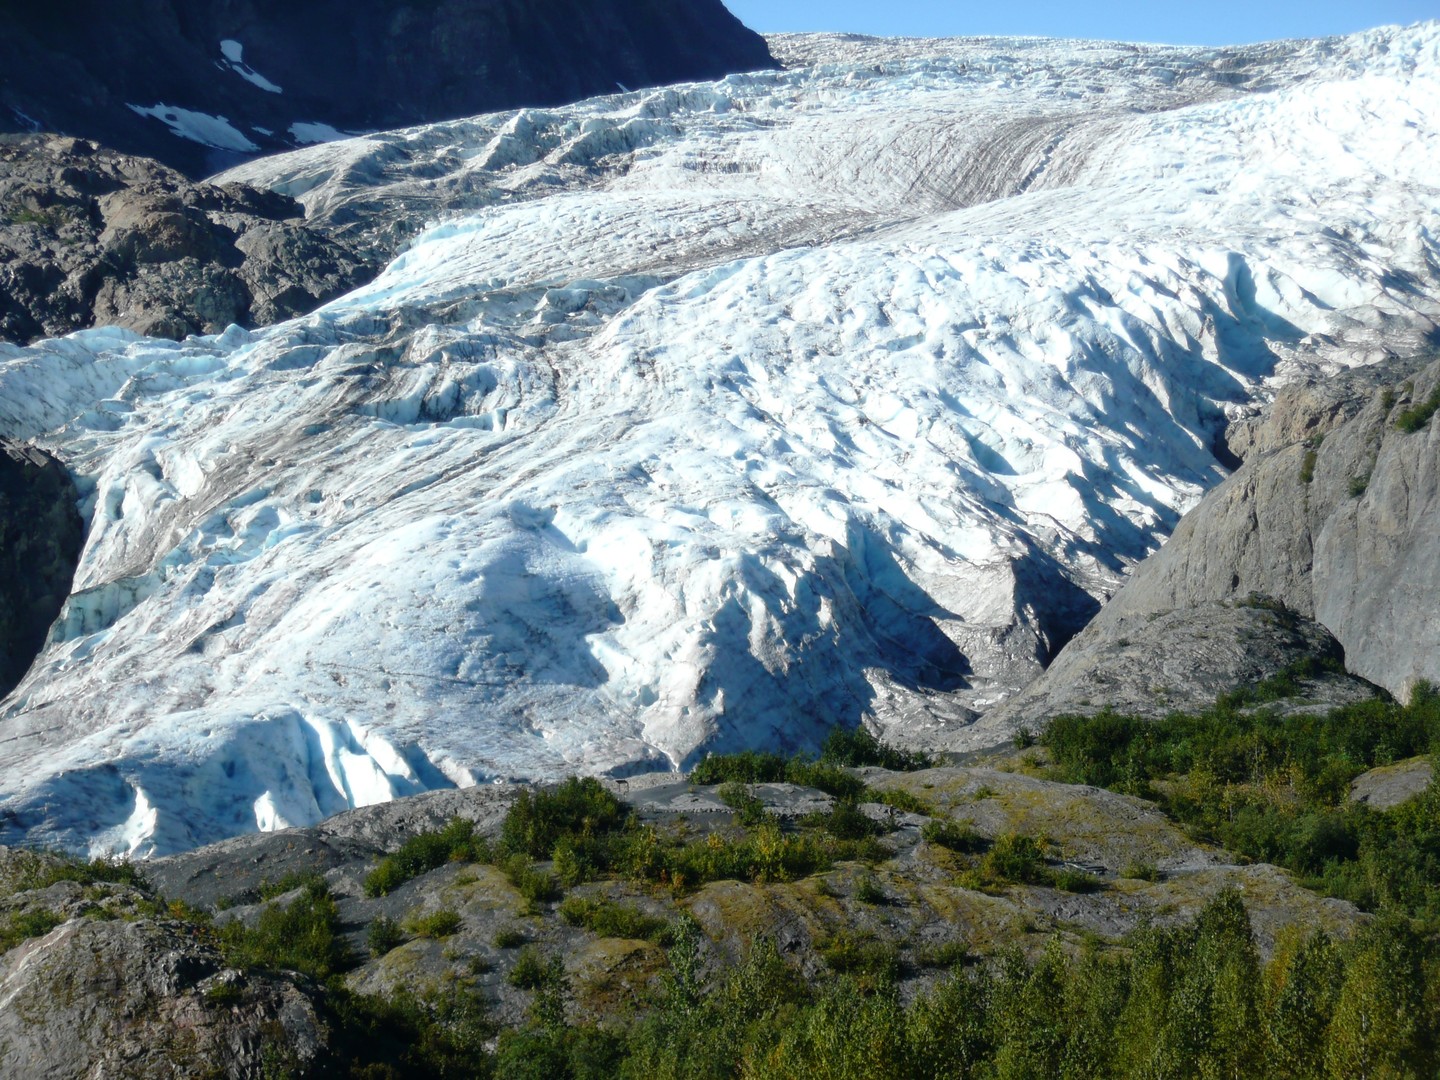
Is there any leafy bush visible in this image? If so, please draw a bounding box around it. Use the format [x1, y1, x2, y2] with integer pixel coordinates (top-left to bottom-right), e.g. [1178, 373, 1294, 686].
[868, 787, 933, 815]
[819, 725, 932, 771]
[508, 944, 549, 989]
[259, 870, 326, 900]
[690, 750, 789, 785]
[408, 908, 463, 939]
[979, 833, 1052, 887]
[1043, 683, 1440, 925]
[558, 896, 668, 941]
[1395, 382, 1440, 432]
[1053, 868, 1102, 893]
[368, 915, 405, 957]
[921, 818, 987, 854]
[221, 878, 351, 980]
[493, 927, 526, 948]
[853, 871, 886, 905]
[501, 854, 561, 906]
[1121, 860, 1161, 882]
[501, 777, 629, 860]
[364, 818, 485, 897]
[0, 907, 64, 953]
[716, 781, 769, 827]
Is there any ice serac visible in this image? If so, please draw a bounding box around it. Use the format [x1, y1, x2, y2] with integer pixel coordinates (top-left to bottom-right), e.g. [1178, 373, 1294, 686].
[0, 0, 776, 177]
[2, 25, 1439, 854]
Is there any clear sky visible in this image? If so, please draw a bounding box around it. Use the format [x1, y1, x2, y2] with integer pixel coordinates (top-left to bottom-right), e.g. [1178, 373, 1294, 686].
[722, 1, 1438, 47]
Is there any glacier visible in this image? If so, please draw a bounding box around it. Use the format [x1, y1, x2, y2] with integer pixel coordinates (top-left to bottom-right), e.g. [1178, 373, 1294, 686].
[2, 26, 1439, 856]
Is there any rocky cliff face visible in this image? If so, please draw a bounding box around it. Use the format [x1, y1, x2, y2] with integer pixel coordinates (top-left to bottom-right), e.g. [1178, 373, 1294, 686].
[985, 352, 1440, 735]
[0, 135, 374, 344]
[0, 851, 329, 1079]
[0, 440, 83, 700]
[0, 0, 776, 177]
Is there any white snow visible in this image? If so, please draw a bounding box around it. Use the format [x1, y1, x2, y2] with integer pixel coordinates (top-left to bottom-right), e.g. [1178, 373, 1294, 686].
[289, 122, 352, 145]
[8, 24, 1440, 855]
[219, 39, 284, 94]
[127, 103, 260, 152]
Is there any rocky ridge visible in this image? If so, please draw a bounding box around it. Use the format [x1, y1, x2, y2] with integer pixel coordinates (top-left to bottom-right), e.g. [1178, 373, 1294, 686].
[982, 351, 1440, 738]
[0, 134, 375, 344]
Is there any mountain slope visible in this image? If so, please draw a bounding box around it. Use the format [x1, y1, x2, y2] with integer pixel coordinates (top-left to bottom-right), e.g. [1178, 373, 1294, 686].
[0, 0, 775, 177]
[1, 25, 1438, 855]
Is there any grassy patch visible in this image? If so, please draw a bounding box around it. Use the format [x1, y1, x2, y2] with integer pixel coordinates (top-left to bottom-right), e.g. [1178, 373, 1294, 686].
[1396, 383, 1440, 433]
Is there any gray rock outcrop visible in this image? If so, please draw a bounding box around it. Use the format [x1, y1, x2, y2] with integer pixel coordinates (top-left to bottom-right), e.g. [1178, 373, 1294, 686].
[0, 853, 327, 1079]
[0, 439, 83, 699]
[982, 353, 1440, 736]
[0, 134, 375, 344]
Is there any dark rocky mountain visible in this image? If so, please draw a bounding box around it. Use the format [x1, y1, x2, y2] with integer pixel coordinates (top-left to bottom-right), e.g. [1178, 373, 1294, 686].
[0, 0, 777, 178]
[0, 135, 376, 344]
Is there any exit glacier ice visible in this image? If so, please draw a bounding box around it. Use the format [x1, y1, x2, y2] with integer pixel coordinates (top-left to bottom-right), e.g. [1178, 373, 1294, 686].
[2, 26, 1438, 855]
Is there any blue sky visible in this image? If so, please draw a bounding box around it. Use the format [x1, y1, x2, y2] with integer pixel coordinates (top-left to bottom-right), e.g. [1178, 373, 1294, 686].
[723, 1, 1438, 47]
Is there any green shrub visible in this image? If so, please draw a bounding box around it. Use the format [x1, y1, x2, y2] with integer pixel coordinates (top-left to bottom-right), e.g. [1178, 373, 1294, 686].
[922, 818, 987, 854]
[501, 777, 629, 860]
[367, 915, 405, 957]
[1299, 447, 1318, 483]
[823, 798, 883, 840]
[980, 834, 1052, 887]
[819, 725, 933, 771]
[259, 870, 326, 900]
[717, 781, 770, 827]
[853, 871, 886, 905]
[785, 759, 867, 800]
[221, 878, 351, 979]
[408, 908, 463, 939]
[869, 787, 933, 815]
[557, 895, 667, 941]
[1053, 868, 1102, 893]
[1121, 860, 1161, 882]
[501, 854, 560, 906]
[1395, 383, 1440, 433]
[493, 927, 526, 948]
[508, 944, 548, 989]
[690, 750, 789, 785]
[364, 818, 484, 897]
[0, 908, 65, 953]
[911, 940, 970, 969]
[817, 931, 898, 981]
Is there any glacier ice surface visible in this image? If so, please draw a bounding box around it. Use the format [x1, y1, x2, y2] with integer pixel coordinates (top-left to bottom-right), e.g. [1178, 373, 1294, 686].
[5, 25, 1440, 855]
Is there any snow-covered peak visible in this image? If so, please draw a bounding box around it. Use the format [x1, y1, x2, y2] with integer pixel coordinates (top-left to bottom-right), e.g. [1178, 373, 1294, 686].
[2, 25, 1438, 856]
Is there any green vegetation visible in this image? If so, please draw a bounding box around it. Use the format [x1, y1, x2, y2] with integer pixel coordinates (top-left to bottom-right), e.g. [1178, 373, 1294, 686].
[493, 926, 527, 948]
[1043, 682, 1440, 926]
[1, 850, 146, 894]
[408, 908, 463, 939]
[368, 914, 405, 957]
[219, 877, 351, 981]
[364, 817, 487, 897]
[716, 781, 769, 826]
[258, 870, 327, 900]
[0, 907, 65, 953]
[1300, 447, 1318, 483]
[1395, 382, 1440, 433]
[921, 817, 987, 853]
[690, 725, 930, 791]
[441, 890, 1437, 1080]
[558, 895, 668, 941]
